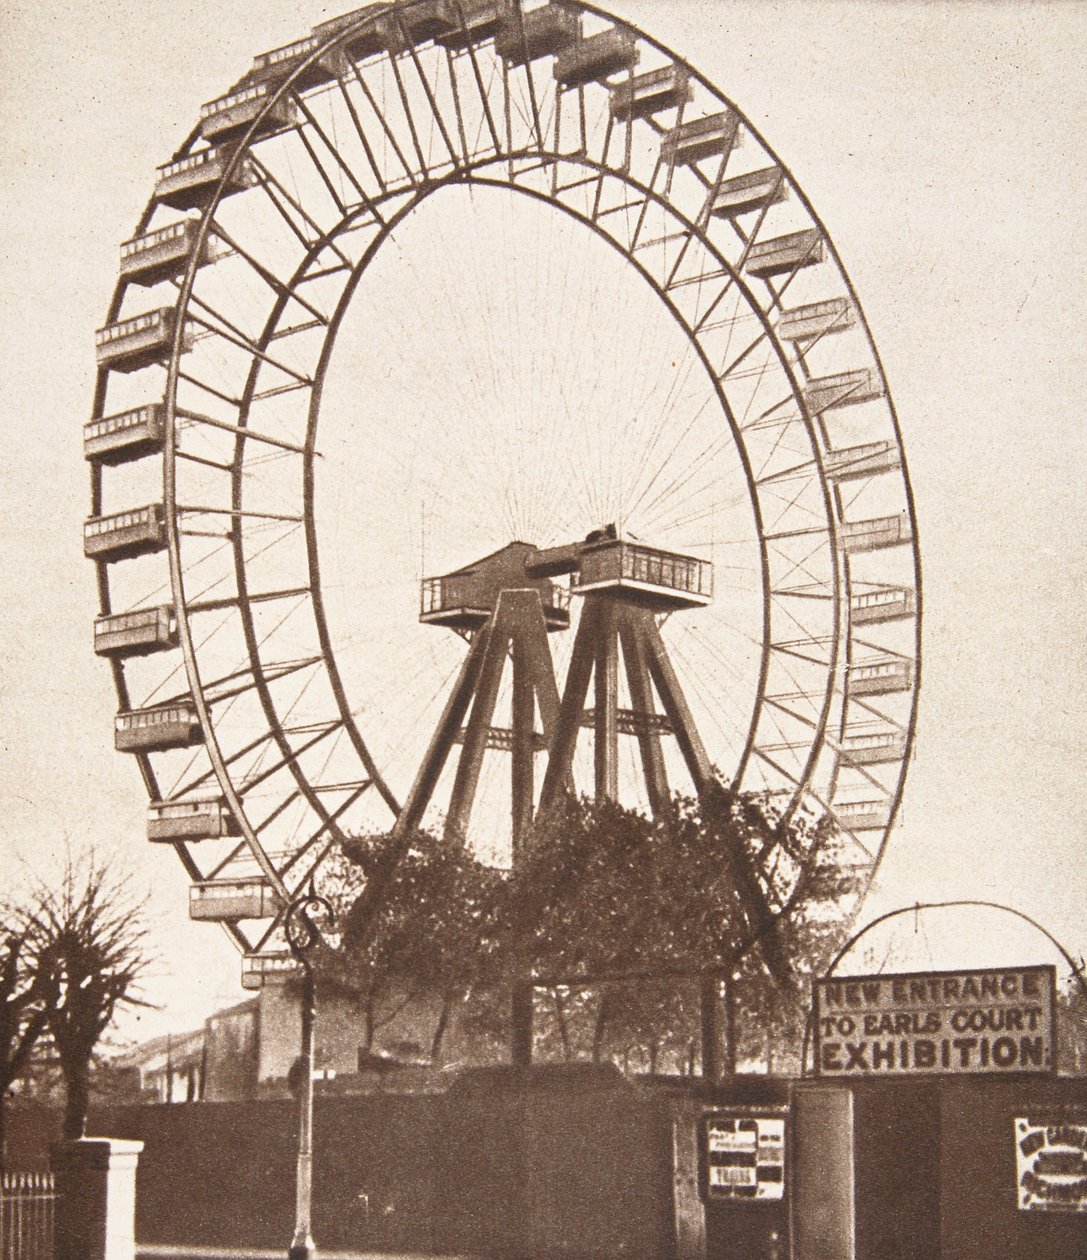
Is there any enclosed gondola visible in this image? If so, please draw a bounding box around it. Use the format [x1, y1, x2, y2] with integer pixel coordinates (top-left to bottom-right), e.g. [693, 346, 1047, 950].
[147, 797, 241, 843]
[95, 309, 193, 374]
[840, 513, 913, 554]
[84, 504, 168, 563]
[661, 111, 738, 166]
[850, 587, 916, 625]
[153, 147, 256, 212]
[609, 64, 690, 121]
[554, 27, 638, 86]
[83, 404, 167, 466]
[745, 228, 825, 280]
[190, 878, 278, 922]
[847, 658, 914, 697]
[199, 82, 296, 144]
[93, 606, 177, 658]
[241, 950, 301, 990]
[115, 702, 204, 753]
[495, 4, 580, 65]
[119, 220, 210, 288]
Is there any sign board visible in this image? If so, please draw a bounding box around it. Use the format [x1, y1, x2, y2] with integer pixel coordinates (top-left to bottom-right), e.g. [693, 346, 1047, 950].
[701, 1109, 787, 1202]
[1015, 1115, 1087, 1212]
[812, 965, 1055, 1077]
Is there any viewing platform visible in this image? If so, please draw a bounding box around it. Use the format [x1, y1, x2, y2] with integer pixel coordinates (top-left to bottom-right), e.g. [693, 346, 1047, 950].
[571, 539, 713, 610]
[420, 532, 713, 631]
[420, 541, 571, 631]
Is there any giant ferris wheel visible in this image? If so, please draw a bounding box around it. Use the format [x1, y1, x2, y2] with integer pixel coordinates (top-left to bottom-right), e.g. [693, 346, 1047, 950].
[85, 0, 921, 988]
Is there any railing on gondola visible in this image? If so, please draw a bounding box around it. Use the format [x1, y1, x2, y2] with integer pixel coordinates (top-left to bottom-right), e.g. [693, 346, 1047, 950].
[0, 1172, 56, 1260]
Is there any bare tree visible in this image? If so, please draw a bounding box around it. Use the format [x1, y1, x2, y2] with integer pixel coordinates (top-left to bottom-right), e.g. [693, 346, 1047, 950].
[38, 860, 152, 1140]
[0, 899, 57, 1169]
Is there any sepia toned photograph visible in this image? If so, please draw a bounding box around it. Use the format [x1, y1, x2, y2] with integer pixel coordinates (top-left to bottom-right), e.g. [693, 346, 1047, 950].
[1, 2, 1084, 1257]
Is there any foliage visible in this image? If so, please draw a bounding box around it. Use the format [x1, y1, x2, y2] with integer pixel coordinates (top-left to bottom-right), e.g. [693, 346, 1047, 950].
[316, 834, 505, 1057]
[321, 784, 858, 1073]
[1056, 970, 1087, 1076]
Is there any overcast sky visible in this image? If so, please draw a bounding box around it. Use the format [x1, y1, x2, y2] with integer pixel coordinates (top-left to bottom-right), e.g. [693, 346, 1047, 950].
[1, 0, 1084, 1043]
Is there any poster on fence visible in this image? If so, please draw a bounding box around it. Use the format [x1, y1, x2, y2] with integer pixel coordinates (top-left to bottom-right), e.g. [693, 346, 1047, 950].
[701, 1110, 787, 1202]
[1015, 1116, 1087, 1213]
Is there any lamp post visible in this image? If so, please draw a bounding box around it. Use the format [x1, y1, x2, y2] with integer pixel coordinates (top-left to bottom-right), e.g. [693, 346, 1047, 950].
[284, 887, 334, 1260]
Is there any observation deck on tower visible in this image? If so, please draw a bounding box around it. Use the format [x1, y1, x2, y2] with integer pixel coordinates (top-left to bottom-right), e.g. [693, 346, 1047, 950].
[420, 541, 571, 631]
[419, 531, 714, 630]
[566, 536, 713, 610]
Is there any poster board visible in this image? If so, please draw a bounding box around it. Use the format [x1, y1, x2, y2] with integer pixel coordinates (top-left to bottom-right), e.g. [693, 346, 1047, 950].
[700, 1108, 787, 1202]
[1015, 1115, 1087, 1213]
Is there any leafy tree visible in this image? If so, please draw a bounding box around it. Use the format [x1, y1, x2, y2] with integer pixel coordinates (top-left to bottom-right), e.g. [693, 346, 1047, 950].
[482, 790, 854, 1071]
[323, 784, 857, 1073]
[0, 899, 57, 1168]
[1056, 968, 1087, 1076]
[38, 860, 152, 1139]
[317, 834, 505, 1060]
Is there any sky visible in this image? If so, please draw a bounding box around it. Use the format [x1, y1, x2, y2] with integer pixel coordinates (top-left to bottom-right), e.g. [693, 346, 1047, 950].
[0, 0, 1085, 1044]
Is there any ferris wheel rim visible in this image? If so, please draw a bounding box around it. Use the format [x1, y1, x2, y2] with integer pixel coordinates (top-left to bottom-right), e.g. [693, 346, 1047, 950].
[89, 0, 922, 952]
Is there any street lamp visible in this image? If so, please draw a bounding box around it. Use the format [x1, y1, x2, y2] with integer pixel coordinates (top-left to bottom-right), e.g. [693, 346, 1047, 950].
[284, 887, 335, 1260]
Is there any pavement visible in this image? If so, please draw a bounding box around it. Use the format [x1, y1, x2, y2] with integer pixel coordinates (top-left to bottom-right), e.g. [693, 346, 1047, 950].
[138, 1248, 473, 1260]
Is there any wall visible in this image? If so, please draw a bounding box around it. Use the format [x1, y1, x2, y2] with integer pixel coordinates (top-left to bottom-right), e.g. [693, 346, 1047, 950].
[852, 1080, 941, 1260]
[11, 1072, 1086, 1258]
[793, 1075, 1087, 1260]
[203, 1001, 258, 1102]
[11, 1069, 676, 1259]
[938, 1078, 1087, 1260]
